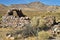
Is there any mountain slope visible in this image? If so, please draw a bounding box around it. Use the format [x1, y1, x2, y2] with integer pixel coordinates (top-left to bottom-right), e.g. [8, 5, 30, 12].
[0, 4, 8, 10]
[8, 2, 60, 12]
[0, 2, 60, 16]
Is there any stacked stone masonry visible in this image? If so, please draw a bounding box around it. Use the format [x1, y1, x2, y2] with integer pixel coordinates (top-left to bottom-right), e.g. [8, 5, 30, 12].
[1, 8, 31, 28]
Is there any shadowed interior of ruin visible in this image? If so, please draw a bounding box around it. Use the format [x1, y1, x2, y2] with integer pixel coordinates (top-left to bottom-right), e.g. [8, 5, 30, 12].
[8, 9, 26, 17]
[16, 10, 26, 17]
[8, 11, 13, 15]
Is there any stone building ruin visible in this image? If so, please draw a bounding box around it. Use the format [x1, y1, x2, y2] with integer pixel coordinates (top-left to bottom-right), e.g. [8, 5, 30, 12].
[1, 8, 31, 28]
[7, 8, 26, 17]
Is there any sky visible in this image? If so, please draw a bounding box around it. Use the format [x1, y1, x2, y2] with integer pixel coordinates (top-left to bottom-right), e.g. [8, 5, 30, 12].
[0, 0, 60, 6]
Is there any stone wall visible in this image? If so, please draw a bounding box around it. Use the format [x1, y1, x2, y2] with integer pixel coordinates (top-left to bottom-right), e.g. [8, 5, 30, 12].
[1, 15, 30, 28]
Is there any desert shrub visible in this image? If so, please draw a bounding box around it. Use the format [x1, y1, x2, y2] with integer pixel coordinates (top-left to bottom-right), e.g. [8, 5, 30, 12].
[38, 31, 51, 40]
[6, 23, 38, 39]
[0, 15, 2, 21]
[0, 34, 3, 40]
[38, 18, 46, 27]
[31, 16, 49, 31]
[31, 16, 41, 27]
[21, 23, 38, 38]
[31, 16, 47, 27]
[40, 24, 49, 31]
[0, 17, 2, 21]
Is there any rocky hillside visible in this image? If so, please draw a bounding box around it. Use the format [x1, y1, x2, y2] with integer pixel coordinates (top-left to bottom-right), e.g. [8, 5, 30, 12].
[0, 2, 60, 17]
[8, 2, 60, 12]
[0, 2, 60, 12]
[0, 4, 8, 16]
[0, 4, 8, 11]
